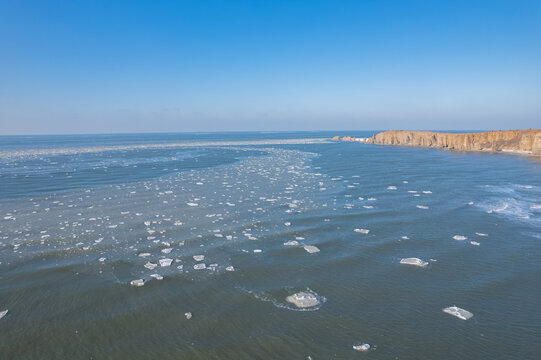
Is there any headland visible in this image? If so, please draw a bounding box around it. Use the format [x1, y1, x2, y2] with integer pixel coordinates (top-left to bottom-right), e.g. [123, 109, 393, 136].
[333, 129, 541, 156]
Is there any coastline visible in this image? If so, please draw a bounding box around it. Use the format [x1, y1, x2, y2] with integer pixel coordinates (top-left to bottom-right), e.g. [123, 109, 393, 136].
[333, 129, 541, 157]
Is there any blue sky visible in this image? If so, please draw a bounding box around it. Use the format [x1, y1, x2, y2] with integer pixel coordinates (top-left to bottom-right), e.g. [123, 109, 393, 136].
[1, 0, 540, 134]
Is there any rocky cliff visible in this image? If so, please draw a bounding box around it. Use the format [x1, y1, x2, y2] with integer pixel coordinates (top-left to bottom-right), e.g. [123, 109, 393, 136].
[346, 129, 541, 156]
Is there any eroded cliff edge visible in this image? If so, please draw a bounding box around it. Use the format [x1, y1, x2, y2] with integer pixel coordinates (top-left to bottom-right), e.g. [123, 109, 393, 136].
[335, 130, 541, 156]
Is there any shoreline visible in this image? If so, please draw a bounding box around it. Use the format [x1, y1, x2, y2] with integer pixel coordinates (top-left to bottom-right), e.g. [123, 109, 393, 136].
[333, 129, 541, 157]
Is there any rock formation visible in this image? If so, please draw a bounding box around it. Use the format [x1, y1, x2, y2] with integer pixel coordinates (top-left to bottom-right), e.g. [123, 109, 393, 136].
[336, 129, 541, 156]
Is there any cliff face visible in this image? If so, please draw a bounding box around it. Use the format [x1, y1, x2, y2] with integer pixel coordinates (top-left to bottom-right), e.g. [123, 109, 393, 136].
[365, 129, 541, 156]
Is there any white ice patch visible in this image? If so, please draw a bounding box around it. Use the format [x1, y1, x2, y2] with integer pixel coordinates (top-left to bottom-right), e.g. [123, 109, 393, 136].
[354, 228, 370, 234]
[400, 258, 428, 267]
[130, 279, 144, 287]
[144, 262, 158, 270]
[284, 240, 299, 246]
[453, 235, 467, 241]
[159, 258, 173, 267]
[353, 344, 371, 352]
[286, 291, 321, 308]
[303, 245, 320, 254]
[442, 306, 473, 320]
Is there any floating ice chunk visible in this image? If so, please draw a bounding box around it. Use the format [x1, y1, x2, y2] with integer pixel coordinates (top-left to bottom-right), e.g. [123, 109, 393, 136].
[358, 197, 364, 200]
[468, 201, 474, 205]
[367, 198, 376, 201]
[186, 203, 199, 207]
[150, 274, 163, 280]
[387, 186, 397, 190]
[130, 279, 144, 287]
[400, 258, 428, 267]
[225, 266, 235, 272]
[354, 228, 370, 234]
[253, 249, 262, 253]
[353, 343, 370, 352]
[470, 241, 480, 246]
[193, 263, 206, 270]
[161, 248, 172, 254]
[159, 258, 173, 267]
[98, 257, 106, 262]
[416, 205, 429, 209]
[422, 190, 432, 194]
[442, 306, 473, 320]
[144, 262, 158, 270]
[0, 309, 8, 320]
[304, 245, 320, 254]
[193, 255, 205, 262]
[286, 292, 320, 308]
[284, 222, 291, 226]
[453, 235, 467, 241]
[295, 236, 305, 240]
[185, 312, 192, 319]
[401, 236, 409, 240]
[363, 205, 373, 209]
[284, 240, 299, 246]
[226, 235, 233, 240]
[139, 253, 151, 257]
[475, 233, 488, 237]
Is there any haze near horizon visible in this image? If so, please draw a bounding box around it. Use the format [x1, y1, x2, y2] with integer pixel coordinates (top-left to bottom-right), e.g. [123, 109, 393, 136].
[1, 0, 540, 135]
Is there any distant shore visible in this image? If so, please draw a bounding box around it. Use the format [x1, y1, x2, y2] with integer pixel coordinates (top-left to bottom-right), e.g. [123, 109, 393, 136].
[333, 129, 541, 156]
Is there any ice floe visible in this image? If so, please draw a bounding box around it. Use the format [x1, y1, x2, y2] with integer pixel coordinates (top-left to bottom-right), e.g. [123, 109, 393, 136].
[453, 235, 467, 241]
[159, 258, 173, 267]
[400, 258, 428, 267]
[144, 262, 158, 270]
[130, 279, 144, 287]
[284, 240, 299, 246]
[354, 228, 370, 234]
[442, 306, 473, 320]
[286, 291, 321, 308]
[303, 245, 320, 254]
[0, 309, 8, 320]
[352, 343, 371, 352]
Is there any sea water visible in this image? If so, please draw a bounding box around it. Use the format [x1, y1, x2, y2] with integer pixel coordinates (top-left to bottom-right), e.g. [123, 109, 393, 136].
[0, 131, 540, 359]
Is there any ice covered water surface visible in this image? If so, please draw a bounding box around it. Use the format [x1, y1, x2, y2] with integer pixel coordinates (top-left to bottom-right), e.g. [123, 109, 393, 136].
[0, 147, 334, 285]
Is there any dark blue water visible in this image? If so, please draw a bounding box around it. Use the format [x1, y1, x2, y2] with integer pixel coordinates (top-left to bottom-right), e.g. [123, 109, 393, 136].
[0, 132, 540, 359]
